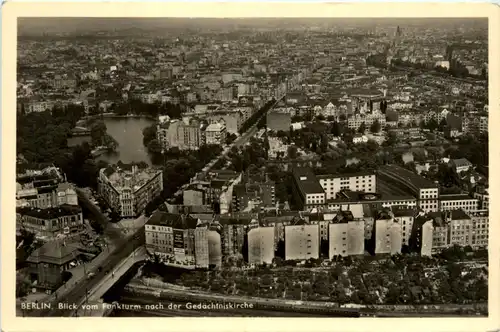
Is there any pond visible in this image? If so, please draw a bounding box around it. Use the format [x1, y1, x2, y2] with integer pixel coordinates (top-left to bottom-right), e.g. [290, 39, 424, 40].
[96, 117, 155, 165]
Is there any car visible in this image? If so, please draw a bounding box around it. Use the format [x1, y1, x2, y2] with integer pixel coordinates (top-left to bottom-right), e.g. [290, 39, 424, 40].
[87, 272, 96, 279]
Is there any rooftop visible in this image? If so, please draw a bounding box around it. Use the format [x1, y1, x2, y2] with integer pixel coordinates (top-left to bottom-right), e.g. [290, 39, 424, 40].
[378, 165, 438, 190]
[17, 204, 82, 219]
[292, 167, 325, 195]
[317, 171, 375, 180]
[147, 211, 198, 229]
[102, 163, 162, 192]
[439, 194, 475, 201]
[27, 240, 81, 265]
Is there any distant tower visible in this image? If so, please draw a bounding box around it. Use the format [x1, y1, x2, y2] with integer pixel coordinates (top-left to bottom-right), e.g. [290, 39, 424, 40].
[394, 26, 402, 48]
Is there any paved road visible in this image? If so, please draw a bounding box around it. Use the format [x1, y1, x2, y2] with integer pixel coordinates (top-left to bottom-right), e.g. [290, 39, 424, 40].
[27, 192, 144, 317]
[28, 229, 144, 317]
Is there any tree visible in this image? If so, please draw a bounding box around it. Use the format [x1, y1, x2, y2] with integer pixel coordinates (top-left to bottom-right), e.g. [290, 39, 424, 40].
[370, 120, 381, 133]
[142, 124, 157, 147]
[287, 145, 298, 159]
[438, 118, 448, 132]
[425, 118, 439, 132]
[358, 122, 366, 134]
[331, 121, 342, 137]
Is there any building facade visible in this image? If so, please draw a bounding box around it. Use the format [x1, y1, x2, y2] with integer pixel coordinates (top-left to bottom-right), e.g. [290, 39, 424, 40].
[98, 164, 163, 217]
[284, 223, 320, 260]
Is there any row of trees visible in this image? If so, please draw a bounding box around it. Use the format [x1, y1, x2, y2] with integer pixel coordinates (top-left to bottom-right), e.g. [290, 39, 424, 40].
[239, 99, 275, 134]
[143, 144, 223, 216]
[89, 98, 184, 120]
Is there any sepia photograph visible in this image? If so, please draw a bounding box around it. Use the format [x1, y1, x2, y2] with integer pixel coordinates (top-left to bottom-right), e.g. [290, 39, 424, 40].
[2, 2, 499, 332]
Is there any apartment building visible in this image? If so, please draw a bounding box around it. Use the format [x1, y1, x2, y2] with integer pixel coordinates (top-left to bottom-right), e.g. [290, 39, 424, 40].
[470, 210, 489, 248]
[409, 214, 434, 256]
[284, 222, 320, 260]
[205, 122, 227, 145]
[144, 211, 199, 268]
[194, 225, 223, 269]
[377, 165, 439, 213]
[291, 167, 326, 210]
[16, 166, 75, 209]
[371, 210, 402, 255]
[247, 225, 275, 265]
[347, 113, 386, 131]
[157, 118, 204, 151]
[473, 187, 489, 210]
[392, 207, 416, 246]
[462, 115, 488, 135]
[440, 194, 479, 213]
[447, 210, 474, 247]
[317, 172, 376, 201]
[98, 164, 163, 217]
[328, 210, 364, 257]
[16, 204, 84, 239]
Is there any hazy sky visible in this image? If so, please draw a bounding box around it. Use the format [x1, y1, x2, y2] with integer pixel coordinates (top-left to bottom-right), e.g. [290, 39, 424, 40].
[17, 17, 487, 35]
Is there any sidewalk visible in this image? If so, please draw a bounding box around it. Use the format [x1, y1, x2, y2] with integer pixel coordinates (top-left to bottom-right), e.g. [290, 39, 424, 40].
[76, 246, 146, 317]
[44, 242, 118, 303]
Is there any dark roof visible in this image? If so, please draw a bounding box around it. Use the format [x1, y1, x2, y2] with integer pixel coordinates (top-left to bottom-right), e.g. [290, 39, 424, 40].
[17, 204, 82, 219]
[378, 165, 438, 189]
[316, 171, 375, 180]
[292, 167, 325, 195]
[392, 207, 417, 218]
[439, 194, 474, 201]
[147, 211, 198, 229]
[27, 240, 80, 265]
[450, 158, 472, 168]
[332, 210, 354, 224]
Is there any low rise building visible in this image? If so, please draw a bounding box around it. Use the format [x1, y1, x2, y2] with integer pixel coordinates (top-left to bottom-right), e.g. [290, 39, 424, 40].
[17, 204, 84, 239]
[26, 240, 81, 290]
[449, 158, 473, 174]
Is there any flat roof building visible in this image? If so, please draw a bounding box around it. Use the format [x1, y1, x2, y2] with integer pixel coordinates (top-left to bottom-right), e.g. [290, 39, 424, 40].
[291, 167, 325, 211]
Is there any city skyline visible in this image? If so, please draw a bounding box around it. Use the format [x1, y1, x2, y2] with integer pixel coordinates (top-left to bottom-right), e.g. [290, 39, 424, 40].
[2, 2, 498, 331]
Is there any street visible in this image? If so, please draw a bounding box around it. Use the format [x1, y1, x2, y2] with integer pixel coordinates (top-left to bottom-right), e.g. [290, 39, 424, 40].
[27, 228, 144, 317]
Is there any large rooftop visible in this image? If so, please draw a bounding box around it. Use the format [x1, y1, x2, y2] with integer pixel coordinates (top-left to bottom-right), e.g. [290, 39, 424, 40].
[292, 167, 325, 195]
[378, 165, 438, 190]
[102, 163, 162, 192]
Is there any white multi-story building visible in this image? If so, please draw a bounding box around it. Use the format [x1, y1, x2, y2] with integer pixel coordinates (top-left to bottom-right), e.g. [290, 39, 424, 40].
[285, 223, 320, 260]
[347, 113, 386, 130]
[248, 226, 275, 265]
[440, 194, 479, 213]
[328, 211, 364, 257]
[317, 172, 376, 201]
[205, 122, 227, 145]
